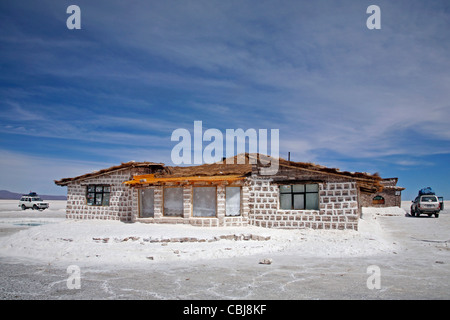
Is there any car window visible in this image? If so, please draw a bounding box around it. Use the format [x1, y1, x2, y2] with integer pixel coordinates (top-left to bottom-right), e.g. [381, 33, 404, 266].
[421, 196, 437, 202]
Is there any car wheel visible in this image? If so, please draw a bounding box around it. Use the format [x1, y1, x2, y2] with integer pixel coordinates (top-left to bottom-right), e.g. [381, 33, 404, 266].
[32, 204, 38, 210]
[410, 209, 415, 217]
[21, 204, 27, 210]
[435, 213, 439, 218]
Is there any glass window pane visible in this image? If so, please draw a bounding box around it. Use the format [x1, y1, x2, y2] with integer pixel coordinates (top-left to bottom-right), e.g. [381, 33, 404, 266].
[306, 193, 319, 210]
[95, 193, 102, 205]
[164, 188, 183, 217]
[87, 193, 95, 205]
[306, 184, 318, 192]
[193, 187, 216, 217]
[280, 193, 292, 210]
[95, 186, 103, 192]
[293, 194, 305, 210]
[279, 185, 291, 193]
[226, 187, 241, 216]
[293, 185, 305, 193]
[140, 189, 154, 218]
[103, 186, 110, 193]
[102, 193, 110, 206]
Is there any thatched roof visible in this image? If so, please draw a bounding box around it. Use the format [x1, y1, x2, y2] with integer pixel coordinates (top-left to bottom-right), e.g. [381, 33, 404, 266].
[160, 163, 252, 178]
[128, 153, 380, 184]
[54, 161, 165, 186]
[380, 178, 405, 191]
[217, 153, 380, 182]
[278, 157, 380, 182]
[55, 154, 383, 191]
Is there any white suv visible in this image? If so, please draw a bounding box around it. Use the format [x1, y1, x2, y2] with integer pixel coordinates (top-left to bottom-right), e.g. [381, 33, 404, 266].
[410, 195, 440, 218]
[18, 192, 49, 211]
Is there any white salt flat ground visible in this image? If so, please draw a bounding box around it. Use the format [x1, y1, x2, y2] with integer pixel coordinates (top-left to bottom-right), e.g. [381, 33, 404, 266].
[0, 200, 402, 266]
[0, 200, 66, 236]
[0, 200, 449, 299]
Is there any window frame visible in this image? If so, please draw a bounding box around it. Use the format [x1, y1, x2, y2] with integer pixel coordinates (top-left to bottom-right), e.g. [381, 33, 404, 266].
[139, 188, 155, 218]
[163, 186, 184, 217]
[279, 184, 319, 210]
[225, 186, 242, 217]
[372, 195, 385, 205]
[192, 186, 217, 218]
[86, 185, 110, 206]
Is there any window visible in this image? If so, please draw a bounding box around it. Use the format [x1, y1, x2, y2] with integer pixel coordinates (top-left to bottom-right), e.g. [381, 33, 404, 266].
[163, 187, 183, 217]
[279, 184, 319, 210]
[226, 187, 241, 216]
[86, 185, 110, 206]
[421, 196, 437, 202]
[372, 195, 385, 205]
[139, 189, 154, 218]
[193, 187, 216, 217]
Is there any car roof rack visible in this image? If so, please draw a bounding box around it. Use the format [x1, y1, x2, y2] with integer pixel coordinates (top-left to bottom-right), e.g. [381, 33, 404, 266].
[22, 192, 38, 197]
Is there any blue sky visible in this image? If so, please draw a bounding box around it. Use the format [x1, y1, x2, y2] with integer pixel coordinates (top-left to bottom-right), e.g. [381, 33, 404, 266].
[1, 0, 450, 199]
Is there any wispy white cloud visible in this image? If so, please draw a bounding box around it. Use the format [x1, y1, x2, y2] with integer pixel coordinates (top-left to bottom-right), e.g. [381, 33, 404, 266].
[1, 0, 450, 195]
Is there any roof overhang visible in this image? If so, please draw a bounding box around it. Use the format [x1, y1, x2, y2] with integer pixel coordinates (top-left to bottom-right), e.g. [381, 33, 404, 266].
[54, 161, 165, 186]
[124, 174, 246, 186]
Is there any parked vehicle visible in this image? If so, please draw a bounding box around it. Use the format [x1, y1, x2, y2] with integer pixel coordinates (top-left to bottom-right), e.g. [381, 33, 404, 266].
[410, 187, 441, 218]
[18, 192, 49, 211]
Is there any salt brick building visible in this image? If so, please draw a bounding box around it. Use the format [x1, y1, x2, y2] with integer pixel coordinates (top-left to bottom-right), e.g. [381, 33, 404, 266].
[54, 154, 403, 231]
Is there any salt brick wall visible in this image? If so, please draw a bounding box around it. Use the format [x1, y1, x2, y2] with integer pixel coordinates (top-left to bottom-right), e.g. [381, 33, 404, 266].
[65, 168, 359, 230]
[248, 178, 359, 230]
[134, 183, 250, 227]
[359, 188, 402, 208]
[65, 169, 139, 222]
